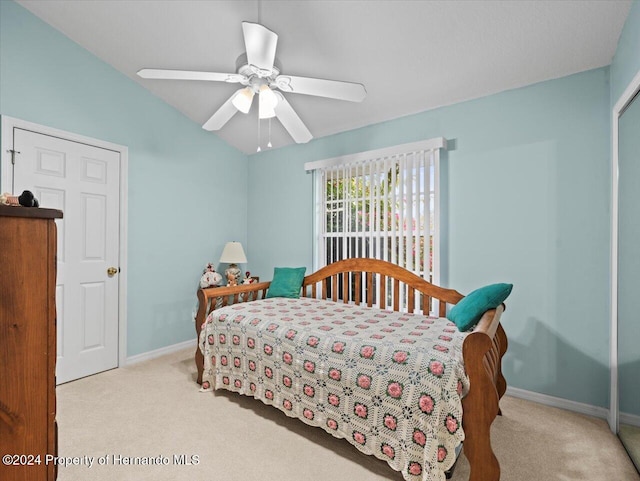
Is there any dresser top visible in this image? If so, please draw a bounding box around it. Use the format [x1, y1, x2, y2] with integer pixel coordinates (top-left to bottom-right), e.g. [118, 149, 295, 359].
[0, 205, 63, 219]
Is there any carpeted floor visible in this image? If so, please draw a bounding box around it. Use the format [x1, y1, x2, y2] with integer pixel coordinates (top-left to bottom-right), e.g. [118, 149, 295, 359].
[56, 346, 640, 481]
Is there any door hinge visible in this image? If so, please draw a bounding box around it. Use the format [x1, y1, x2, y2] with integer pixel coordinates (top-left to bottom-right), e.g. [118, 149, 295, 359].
[6, 149, 20, 165]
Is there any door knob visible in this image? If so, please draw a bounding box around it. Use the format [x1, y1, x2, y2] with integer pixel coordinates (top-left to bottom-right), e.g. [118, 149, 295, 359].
[107, 267, 118, 277]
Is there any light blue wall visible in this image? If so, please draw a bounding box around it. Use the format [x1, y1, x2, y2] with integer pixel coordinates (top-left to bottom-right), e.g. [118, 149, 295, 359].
[0, 1, 248, 356]
[611, 0, 640, 105]
[248, 68, 611, 408]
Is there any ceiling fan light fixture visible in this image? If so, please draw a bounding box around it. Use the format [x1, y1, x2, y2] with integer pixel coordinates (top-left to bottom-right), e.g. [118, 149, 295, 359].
[232, 87, 254, 113]
[259, 104, 276, 119]
[259, 85, 278, 119]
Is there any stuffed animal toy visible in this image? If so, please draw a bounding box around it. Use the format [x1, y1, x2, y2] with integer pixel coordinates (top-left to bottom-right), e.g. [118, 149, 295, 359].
[18, 190, 39, 207]
[199, 263, 222, 289]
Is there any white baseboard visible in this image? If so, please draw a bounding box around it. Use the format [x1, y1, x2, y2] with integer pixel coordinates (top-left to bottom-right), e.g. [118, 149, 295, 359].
[126, 339, 195, 365]
[620, 412, 640, 428]
[506, 386, 609, 420]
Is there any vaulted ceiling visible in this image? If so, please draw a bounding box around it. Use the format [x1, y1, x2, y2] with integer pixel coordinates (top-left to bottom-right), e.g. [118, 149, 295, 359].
[18, 0, 632, 154]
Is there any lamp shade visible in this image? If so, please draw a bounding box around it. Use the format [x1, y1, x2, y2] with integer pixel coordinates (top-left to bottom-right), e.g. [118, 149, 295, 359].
[219, 242, 247, 264]
[232, 88, 254, 114]
[259, 85, 278, 119]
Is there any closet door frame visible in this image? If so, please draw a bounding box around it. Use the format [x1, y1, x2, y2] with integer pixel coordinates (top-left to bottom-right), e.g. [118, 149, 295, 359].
[610, 68, 640, 433]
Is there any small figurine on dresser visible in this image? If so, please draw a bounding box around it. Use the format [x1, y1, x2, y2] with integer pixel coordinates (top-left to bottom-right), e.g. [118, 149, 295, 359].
[199, 263, 222, 289]
[0, 190, 39, 207]
[0, 192, 18, 205]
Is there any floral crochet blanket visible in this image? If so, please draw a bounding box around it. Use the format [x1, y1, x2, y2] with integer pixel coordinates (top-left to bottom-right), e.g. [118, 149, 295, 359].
[199, 297, 469, 481]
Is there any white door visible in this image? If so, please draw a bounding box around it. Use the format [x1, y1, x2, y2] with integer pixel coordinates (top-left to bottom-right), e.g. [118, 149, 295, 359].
[12, 128, 120, 384]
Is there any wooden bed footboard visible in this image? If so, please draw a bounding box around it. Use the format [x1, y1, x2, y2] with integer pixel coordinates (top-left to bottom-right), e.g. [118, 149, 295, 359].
[460, 305, 507, 481]
[194, 258, 507, 481]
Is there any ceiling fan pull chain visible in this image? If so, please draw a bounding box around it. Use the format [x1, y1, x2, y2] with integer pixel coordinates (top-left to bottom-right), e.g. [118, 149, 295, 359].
[268, 118, 272, 148]
[257, 115, 262, 152]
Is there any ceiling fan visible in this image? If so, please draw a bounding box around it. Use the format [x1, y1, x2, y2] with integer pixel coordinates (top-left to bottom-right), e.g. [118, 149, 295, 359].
[138, 22, 366, 145]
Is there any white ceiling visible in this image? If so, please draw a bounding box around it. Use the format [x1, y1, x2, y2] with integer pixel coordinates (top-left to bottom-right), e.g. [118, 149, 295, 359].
[17, 0, 632, 155]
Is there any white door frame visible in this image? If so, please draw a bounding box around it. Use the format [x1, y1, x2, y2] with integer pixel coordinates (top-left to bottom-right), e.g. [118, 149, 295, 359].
[610, 69, 640, 433]
[1, 115, 129, 370]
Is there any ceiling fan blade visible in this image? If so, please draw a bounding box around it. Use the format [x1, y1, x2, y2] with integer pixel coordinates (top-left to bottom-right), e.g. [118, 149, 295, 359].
[274, 75, 366, 102]
[137, 69, 246, 83]
[202, 90, 243, 131]
[242, 22, 278, 75]
[273, 92, 312, 144]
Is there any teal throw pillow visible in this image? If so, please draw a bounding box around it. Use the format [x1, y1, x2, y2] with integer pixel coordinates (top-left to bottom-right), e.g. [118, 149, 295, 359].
[266, 267, 307, 299]
[448, 283, 513, 331]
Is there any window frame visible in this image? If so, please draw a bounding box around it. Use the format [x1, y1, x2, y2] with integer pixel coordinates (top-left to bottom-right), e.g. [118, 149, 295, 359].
[305, 138, 446, 310]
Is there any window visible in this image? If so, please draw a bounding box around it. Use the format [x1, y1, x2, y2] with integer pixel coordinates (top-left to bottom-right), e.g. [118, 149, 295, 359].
[305, 138, 446, 312]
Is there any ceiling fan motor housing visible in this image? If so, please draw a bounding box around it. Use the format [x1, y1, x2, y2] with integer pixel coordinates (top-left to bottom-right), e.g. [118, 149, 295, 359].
[236, 52, 281, 86]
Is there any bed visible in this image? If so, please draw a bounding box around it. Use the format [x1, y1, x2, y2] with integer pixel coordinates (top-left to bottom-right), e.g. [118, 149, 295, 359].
[195, 258, 507, 481]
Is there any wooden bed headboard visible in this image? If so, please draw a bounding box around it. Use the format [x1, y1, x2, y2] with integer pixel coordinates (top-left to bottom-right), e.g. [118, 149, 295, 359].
[196, 258, 464, 325]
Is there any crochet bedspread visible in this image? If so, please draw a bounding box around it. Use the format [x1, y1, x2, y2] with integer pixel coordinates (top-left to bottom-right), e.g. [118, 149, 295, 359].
[199, 297, 469, 481]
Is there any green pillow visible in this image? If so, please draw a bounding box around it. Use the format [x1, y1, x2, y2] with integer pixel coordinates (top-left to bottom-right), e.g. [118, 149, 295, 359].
[448, 283, 513, 331]
[265, 267, 307, 299]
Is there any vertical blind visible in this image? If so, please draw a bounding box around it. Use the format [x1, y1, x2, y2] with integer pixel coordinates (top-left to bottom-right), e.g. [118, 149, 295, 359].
[305, 138, 446, 313]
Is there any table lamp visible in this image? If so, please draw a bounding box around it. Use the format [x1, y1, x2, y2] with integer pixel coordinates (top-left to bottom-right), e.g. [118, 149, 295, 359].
[219, 242, 247, 286]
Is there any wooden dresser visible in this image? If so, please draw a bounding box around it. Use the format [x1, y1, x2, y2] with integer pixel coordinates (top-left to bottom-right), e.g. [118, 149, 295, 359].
[0, 206, 63, 481]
